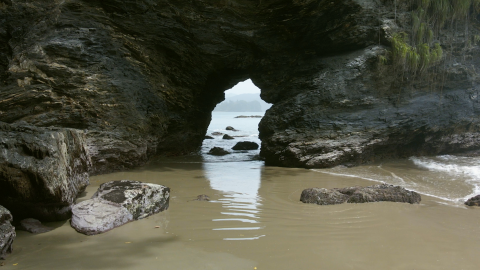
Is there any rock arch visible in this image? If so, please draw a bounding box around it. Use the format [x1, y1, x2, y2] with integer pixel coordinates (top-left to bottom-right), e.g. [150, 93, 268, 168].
[0, 0, 479, 219]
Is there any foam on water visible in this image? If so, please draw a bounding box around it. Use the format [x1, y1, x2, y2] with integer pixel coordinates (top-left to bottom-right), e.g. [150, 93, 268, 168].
[313, 155, 480, 205]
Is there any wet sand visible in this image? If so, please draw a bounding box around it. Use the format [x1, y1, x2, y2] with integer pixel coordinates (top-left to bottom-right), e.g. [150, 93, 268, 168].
[3, 158, 480, 270]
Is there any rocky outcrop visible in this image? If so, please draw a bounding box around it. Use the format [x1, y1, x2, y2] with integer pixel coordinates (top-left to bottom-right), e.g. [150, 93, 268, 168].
[223, 134, 234, 140]
[0, 206, 15, 260]
[71, 180, 170, 235]
[0, 122, 91, 221]
[18, 218, 53, 234]
[232, 141, 259, 150]
[465, 195, 480, 206]
[208, 147, 230, 156]
[0, 0, 478, 174]
[300, 184, 421, 205]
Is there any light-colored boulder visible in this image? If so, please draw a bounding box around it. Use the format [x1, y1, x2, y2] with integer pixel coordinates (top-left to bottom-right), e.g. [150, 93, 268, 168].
[71, 180, 170, 235]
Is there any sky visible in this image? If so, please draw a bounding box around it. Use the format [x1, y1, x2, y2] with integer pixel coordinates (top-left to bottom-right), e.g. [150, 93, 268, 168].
[226, 79, 260, 96]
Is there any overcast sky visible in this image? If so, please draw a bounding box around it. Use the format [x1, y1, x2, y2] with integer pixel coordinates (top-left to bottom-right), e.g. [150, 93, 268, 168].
[226, 79, 260, 96]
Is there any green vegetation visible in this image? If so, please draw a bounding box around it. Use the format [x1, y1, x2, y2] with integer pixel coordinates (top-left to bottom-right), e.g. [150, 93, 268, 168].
[382, 0, 480, 76]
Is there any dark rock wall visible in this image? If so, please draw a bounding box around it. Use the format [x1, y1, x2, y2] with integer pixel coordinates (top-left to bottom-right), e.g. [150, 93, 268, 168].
[0, 122, 90, 221]
[0, 0, 479, 174]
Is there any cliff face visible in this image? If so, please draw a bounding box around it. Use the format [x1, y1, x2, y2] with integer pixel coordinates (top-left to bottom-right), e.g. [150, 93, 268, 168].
[0, 0, 479, 217]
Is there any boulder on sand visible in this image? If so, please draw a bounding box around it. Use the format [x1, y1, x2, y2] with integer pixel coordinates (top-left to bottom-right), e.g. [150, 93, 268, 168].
[71, 180, 170, 235]
[300, 184, 421, 205]
[465, 195, 480, 206]
[0, 206, 15, 260]
[208, 147, 230, 156]
[232, 141, 259, 150]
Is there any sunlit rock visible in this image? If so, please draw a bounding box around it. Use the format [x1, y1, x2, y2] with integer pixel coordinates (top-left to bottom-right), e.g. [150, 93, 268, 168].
[71, 180, 170, 235]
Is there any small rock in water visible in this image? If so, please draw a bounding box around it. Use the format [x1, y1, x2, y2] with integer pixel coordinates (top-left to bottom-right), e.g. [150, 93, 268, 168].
[208, 147, 230, 156]
[222, 134, 234, 140]
[465, 195, 480, 206]
[19, 218, 53, 234]
[226, 126, 238, 131]
[300, 184, 421, 205]
[204, 135, 214, 139]
[211, 132, 224, 136]
[194, 194, 210, 201]
[232, 141, 259, 150]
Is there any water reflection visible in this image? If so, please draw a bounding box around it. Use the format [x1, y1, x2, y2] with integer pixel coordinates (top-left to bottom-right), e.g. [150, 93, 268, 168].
[203, 161, 264, 240]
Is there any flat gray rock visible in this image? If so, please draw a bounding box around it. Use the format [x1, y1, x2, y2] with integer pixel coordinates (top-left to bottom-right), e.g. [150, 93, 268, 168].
[71, 180, 170, 235]
[18, 218, 54, 234]
[300, 184, 421, 205]
[0, 206, 15, 260]
[71, 199, 133, 235]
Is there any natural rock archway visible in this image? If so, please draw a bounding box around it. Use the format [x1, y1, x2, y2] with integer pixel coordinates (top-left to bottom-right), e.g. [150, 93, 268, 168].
[0, 0, 479, 219]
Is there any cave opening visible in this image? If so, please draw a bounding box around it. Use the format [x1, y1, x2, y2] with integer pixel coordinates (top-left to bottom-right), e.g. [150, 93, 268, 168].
[202, 79, 270, 162]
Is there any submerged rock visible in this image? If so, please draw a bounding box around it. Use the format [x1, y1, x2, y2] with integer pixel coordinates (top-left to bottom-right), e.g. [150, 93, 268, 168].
[465, 195, 480, 206]
[300, 184, 421, 205]
[193, 194, 210, 201]
[212, 132, 224, 136]
[18, 218, 54, 234]
[71, 180, 170, 235]
[232, 141, 259, 150]
[205, 135, 214, 139]
[226, 126, 238, 131]
[0, 206, 15, 260]
[223, 134, 235, 140]
[0, 122, 91, 221]
[208, 147, 230, 156]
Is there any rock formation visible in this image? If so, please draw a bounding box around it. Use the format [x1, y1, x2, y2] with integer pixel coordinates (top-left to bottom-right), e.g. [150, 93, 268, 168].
[208, 147, 230, 156]
[465, 195, 480, 206]
[0, 0, 479, 214]
[232, 141, 259, 150]
[0, 206, 15, 260]
[0, 122, 91, 221]
[300, 184, 421, 205]
[222, 134, 235, 140]
[71, 180, 170, 235]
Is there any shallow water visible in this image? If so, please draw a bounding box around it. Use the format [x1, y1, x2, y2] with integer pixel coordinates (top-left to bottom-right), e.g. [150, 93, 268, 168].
[4, 113, 480, 269]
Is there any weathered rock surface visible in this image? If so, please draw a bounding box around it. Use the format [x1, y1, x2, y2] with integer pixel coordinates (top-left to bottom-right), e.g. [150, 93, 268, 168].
[208, 147, 230, 156]
[18, 218, 54, 234]
[222, 134, 234, 140]
[232, 141, 259, 150]
[0, 206, 15, 260]
[0, 0, 478, 175]
[300, 184, 421, 205]
[465, 195, 480, 206]
[71, 180, 170, 235]
[0, 122, 91, 221]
